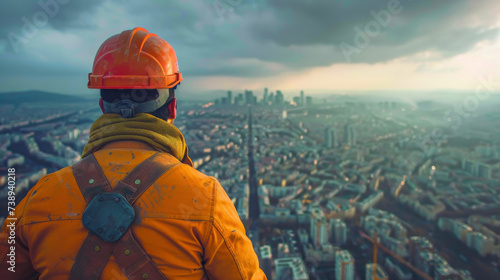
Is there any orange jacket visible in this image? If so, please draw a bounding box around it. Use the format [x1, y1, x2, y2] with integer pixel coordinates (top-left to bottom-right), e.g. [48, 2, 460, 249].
[0, 141, 267, 280]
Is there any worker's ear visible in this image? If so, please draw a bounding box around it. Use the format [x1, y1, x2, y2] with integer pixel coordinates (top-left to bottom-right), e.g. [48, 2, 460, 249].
[99, 98, 105, 113]
[167, 98, 177, 120]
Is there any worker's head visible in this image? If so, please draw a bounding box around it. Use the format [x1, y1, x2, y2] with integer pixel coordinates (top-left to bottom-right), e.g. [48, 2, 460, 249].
[88, 27, 182, 123]
[99, 87, 177, 123]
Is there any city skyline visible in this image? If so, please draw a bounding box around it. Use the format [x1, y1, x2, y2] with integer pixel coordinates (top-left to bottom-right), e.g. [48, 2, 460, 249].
[1, 1, 500, 279]
[1, 93, 499, 279]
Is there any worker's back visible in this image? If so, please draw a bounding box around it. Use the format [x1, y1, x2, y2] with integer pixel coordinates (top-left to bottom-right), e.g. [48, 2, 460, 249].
[0, 141, 266, 280]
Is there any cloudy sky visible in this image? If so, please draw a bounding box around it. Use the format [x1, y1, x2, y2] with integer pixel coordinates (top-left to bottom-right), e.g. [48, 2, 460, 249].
[0, 0, 499, 98]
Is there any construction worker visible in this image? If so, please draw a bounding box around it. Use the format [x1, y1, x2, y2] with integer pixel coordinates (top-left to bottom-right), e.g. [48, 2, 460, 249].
[0, 27, 266, 280]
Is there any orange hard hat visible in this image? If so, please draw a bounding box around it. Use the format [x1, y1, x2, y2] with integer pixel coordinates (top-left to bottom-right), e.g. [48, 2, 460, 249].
[88, 27, 183, 89]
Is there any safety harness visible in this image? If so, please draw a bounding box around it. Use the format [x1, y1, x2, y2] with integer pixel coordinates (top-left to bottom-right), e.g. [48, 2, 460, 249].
[68, 152, 180, 280]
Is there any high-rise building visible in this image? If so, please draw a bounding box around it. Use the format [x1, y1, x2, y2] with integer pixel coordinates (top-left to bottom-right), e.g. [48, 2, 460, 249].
[227, 91, 232, 105]
[293, 96, 301, 106]
[306, 96, 312, 106]
[325, 128, 339, 149]
[351, 126, 356, 145]
[335, 250, 354, 280]
[260, 245, 273, 279]
[300, 90, 304, 107]
[325, 128, 332, 149]
[264, 88, 268, 103]
[310, 217, 329, 249]
[275, 90, 284, 105]
[236, 93, 244, 105]
[245, 90, 255, 105]
[344, 124, 356, 146]
[330, 219, 347, 245]
[344, 124, 351, 146]
[462, 159, 476, 175]
[477, 163, 491, 179]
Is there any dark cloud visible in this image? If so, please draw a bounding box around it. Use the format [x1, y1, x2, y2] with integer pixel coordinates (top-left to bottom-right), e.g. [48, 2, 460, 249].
[141, 0, 500, 75]
[0, 0, 499, 93]
[237, 0, 499, 64]
[0, 0, 105, 35]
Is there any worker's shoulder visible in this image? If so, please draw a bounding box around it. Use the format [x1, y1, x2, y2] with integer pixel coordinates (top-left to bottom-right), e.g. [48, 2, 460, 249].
[19, 165, 82, 223]
[160, 162, 219, 194]
[147, 163, 220, 220]
[31, 165, 76, 195]
[167, 162, 215, 182]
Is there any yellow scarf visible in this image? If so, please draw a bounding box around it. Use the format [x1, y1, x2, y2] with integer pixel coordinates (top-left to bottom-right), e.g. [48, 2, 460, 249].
[82, 113, 193, 166]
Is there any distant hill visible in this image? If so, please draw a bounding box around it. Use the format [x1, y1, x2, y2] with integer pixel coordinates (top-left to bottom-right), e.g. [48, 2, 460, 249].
[0, 90, 90, 105]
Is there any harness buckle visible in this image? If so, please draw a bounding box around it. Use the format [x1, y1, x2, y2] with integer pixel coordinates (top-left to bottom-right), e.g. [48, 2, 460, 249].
[82, 193, 135, 242]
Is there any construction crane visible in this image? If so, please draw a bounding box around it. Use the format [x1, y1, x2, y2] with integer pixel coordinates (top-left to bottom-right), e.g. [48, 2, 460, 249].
[373, 231, 379, 280]
[394, 175, 406, 197]
[360, 230, 432, 280]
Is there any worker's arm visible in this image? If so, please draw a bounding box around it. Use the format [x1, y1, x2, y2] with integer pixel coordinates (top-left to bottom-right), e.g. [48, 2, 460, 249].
[0, 184, 39, 279]
[203, 179, 267, 280]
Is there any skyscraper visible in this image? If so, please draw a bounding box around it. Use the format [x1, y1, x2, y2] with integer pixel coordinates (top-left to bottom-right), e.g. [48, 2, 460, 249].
[245, 90, 254, 105]
[306, 96, 312, 106]
[350, 126, 356, 146]
[331, 219, 347, 245]
[236, 93, 244, 105]
[333, 129, 339, 148]
[335, 250, 355, 280]
[325, 128, 332, 149]
[477, 163, 491, 179]
[264, 87, 268, 103]
[310, 217, 329, 249]
[300, 90, 304, 107]
[325, 128, 338, 149]
[227, 90, 232, 105]
[344, 124, 351, 146]
[275, 90, 284, 105]
[344, 124, 355, 146]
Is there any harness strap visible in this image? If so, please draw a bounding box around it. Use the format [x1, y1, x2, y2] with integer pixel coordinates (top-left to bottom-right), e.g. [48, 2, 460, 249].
[68, 152, 181, 280]
[71, 154, 112, 204]
[113, 151, 182, 204]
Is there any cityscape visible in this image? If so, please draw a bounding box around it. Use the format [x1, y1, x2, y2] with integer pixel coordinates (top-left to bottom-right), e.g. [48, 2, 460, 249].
[1, 89, 500, 280]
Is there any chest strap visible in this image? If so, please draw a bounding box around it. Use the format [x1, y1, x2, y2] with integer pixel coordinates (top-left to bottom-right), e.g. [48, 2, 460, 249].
[68, 152, 181, 280]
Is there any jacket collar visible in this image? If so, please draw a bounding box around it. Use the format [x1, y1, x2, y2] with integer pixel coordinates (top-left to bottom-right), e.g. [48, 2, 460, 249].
[98, 140, 159, 151]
